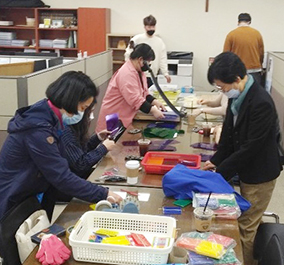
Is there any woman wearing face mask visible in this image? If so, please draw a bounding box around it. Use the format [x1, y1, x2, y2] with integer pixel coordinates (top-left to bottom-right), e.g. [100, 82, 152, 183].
[0, 71, 122, 221]
[96, 43, 166, 132]
[203, 52, 282, 265]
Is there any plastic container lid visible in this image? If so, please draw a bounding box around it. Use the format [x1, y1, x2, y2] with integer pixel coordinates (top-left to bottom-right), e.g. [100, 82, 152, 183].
[125, 160, 140, 169]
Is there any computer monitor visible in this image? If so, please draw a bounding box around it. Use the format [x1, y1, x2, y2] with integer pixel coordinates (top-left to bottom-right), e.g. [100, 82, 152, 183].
[48, 56, 63, 68]
[33, 59, 47, 72]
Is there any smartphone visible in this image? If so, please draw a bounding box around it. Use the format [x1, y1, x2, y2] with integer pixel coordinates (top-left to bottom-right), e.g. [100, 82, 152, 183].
[109, 120, 126, 142]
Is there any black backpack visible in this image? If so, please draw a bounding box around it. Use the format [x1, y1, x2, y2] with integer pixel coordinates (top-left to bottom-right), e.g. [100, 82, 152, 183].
[0, 0, 49, 7]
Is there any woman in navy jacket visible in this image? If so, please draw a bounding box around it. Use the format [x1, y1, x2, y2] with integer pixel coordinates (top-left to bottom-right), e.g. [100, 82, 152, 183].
[0, 71, 122, 221]
[203, 52, 282, 265]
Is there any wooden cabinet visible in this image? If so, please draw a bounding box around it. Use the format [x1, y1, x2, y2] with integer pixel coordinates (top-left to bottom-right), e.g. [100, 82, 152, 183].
[0, 7, 110, 57]
[106, 33, 133, 73]
[0, 8, 37, 52]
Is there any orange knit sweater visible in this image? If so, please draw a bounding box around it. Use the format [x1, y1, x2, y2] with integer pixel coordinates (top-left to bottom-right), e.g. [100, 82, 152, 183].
[223, 26, 264, 70]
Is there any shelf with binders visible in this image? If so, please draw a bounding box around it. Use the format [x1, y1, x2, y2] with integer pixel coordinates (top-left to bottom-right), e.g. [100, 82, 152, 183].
[0, 7, 110, 57]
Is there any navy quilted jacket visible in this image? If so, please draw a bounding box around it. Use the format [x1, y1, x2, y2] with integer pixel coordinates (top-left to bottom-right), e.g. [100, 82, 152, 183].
[0, 99, 107, 219]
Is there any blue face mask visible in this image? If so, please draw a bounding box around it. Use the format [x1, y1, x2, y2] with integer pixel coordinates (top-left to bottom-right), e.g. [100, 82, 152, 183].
[62, 111, 84, 125]
[224, 88, 240, 99]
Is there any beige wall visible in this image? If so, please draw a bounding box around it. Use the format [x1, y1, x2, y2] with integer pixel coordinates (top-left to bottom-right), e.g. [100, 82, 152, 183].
[44, 0, 284, 90]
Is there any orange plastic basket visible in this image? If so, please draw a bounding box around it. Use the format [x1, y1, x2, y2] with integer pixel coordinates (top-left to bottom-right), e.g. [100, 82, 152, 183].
[141, 152, 201, 174]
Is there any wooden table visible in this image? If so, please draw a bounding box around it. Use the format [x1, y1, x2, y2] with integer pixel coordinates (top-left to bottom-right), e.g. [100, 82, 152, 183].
[24, 118, 243, 264]
[90, 119, 217, 188]
[24, 185, 243, 264]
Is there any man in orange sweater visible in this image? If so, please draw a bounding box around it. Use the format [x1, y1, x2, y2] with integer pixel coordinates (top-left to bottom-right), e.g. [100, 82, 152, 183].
[223, 13, 264, 85]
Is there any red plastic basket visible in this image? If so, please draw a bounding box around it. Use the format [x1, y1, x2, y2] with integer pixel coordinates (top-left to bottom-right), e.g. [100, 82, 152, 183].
[141, 152, 201, 174]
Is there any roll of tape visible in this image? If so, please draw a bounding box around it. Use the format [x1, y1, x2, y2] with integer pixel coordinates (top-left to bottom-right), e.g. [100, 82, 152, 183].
[66, 225, 74, 240]
[95, 200, 112, 211]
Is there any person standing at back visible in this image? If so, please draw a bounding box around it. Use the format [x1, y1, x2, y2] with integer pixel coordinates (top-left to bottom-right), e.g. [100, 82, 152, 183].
[223, 13, 264, 84]
[124, 14, 171, 87]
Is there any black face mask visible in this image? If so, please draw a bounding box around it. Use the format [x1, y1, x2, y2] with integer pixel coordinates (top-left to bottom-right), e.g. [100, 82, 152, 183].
[141, 62, 149, 72]
[147, 30, 155, 36]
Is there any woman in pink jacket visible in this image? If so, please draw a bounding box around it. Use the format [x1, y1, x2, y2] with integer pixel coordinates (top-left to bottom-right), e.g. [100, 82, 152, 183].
[96, 43, 166, 132]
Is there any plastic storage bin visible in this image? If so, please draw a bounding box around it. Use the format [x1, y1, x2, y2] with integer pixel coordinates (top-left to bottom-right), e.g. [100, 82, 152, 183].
[141, 152, 201, 174]
[69, 211, 176, 265]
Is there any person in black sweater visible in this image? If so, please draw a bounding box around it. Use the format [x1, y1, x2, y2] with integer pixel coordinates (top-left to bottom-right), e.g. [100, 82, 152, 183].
[203, 52, 282, 265]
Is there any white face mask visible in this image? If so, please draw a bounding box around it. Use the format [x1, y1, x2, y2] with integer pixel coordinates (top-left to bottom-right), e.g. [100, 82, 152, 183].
[62, 111, 84, 125]
[224, 88, 240, 99]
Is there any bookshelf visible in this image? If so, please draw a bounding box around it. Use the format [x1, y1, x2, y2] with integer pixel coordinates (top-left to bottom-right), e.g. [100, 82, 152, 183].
[0, 7, 110, 57]
[106, 33, 134, 73]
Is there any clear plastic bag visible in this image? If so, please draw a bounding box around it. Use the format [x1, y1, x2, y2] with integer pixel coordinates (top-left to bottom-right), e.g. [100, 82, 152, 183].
[192, 193, 241, 219]
[176, 232, 236, 260]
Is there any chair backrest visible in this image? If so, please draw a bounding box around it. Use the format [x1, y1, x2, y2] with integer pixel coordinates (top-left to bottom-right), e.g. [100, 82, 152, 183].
[258, 234, 284, 265]
[0, 197, 42, 265]
[254, 223, 284, 260]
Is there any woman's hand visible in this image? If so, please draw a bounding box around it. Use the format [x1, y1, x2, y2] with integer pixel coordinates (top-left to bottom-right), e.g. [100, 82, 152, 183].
[150, 105, 165, 119]
[203, 160, 216, 171]
[152, 99, 167, 111]
[165, 75, 171, 83]
[197, 98, 209, 105]
[98, 129, 111, 141]
[102, 138, 116, 151]
[107, 191, 123, 204]
[191, 108, 202, 117]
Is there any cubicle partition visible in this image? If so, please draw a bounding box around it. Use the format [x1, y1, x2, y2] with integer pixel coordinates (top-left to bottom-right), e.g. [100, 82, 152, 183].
[0, 51, 113, 148]
[267, 51, 284, 150]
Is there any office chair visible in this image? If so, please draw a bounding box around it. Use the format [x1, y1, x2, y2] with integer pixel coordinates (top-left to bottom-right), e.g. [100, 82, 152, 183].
[0, 197, 42, 265]
[254, 212, 284, 265]
[258, 234, 284, 265]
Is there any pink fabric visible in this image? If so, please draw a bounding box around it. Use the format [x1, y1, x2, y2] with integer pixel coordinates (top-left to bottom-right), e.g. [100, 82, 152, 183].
[47, 100, 63, 128]
[36, 234, 71, 265]
[96, 60, 149, 132]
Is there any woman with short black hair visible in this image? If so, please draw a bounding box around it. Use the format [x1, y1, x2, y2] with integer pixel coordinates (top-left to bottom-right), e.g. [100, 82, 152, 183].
[0, 71, 122, 221]
[204, 52, 282, 265]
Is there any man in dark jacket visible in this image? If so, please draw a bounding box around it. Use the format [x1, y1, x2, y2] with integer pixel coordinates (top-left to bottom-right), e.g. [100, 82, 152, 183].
[204, 52, 282, 265]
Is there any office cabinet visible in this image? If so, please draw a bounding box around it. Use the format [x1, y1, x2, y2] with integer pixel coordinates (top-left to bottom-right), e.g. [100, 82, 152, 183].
[106, 33, 133, 73]
[0, 8, 36, 52]
[0, 7, 110, 57]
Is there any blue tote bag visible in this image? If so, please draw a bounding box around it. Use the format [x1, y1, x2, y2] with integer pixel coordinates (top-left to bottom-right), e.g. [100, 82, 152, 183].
[162, 164, 251, 212]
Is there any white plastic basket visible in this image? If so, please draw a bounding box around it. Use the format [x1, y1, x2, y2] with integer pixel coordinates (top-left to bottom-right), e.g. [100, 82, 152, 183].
[69, 211, 176, 265]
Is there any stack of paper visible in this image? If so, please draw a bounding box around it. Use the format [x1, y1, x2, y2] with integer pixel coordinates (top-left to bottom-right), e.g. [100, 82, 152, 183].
[0, 21, 13, 26]
[53, 39, 67, 48]
[11, 39, 30, 47]
[39, 39, 53, 48]
[0, 32, 16, 46]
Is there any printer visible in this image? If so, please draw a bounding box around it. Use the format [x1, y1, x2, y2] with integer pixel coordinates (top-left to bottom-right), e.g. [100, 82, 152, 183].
[158, 51, 194, 88]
